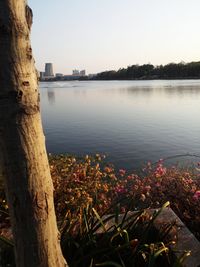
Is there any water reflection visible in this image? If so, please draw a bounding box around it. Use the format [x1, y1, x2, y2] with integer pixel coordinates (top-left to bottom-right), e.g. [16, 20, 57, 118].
[73, 89, 87, 97]
[164, 85, 200, 96]
[47, 90, 55, 105]
[123, 86, 153, 96]
[40, 80, 200, 170]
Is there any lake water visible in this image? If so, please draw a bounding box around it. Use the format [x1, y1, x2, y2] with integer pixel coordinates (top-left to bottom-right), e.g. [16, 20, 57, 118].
[40, 80, 200, 170]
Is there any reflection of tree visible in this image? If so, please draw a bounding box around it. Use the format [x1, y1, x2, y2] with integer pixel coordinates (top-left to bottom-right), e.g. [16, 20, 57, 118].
[116, 86, 153, 98]
[47, 90, 55, 104]
[164, 86, 200, 97]
[126, 86, 153, 95]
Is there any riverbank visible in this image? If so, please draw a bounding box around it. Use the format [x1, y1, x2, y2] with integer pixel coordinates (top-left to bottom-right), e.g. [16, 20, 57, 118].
[94, 61, 200, 80]
[40, 77, 200, 82]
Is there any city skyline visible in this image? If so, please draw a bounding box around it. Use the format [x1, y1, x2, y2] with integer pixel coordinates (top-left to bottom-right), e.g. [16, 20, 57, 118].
[40, 63, 87, 76]
[40, 63, 87, 80]
[29, 0, 200, 74]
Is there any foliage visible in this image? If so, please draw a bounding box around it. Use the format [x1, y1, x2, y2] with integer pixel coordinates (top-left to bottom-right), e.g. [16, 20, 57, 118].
[0, 200, 187, 267]
[60, 202, 178, 267]
[0, 154, 199, 266]
[1, 154, 200, 238]
[49, 155, 200, 240]
[94, 61, 200, 80]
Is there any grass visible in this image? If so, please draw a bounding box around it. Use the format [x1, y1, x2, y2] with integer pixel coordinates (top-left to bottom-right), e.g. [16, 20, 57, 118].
[0, 202, 188, 267]
[60, 202, 178, 267]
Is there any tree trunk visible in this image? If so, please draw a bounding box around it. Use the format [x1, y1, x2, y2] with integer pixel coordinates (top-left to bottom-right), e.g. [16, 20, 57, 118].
[0, 1, 68, 266]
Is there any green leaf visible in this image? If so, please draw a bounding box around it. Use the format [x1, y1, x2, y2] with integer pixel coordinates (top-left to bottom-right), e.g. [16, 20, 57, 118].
[92, 208, 107, 233]
[0, 235, 13, 247]
[172, 251, 191, 267]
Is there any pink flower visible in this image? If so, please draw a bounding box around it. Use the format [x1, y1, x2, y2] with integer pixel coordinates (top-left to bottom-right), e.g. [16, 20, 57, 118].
[121, 207, 126, 213]
[73, 174, 80, 183]
[185, 178, 193, 184]
[145, 185, 151, 192]
[115, 185, 126, 194]
[127, 175, 134, 180]
[193, 190, 200, 201]
[154, 164, 166, 177]
[119, 169, 126, 176]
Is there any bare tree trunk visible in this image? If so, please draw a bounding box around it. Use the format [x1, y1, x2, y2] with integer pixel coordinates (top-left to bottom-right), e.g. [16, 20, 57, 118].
[0, 1, 68, 266]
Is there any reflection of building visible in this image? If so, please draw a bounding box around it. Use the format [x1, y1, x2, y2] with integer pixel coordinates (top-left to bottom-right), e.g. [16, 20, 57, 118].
[47, 90, 55, 105]
[45, 63, 54, 77]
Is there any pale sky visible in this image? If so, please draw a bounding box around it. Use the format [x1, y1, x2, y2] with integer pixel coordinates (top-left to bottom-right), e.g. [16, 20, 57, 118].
[29, 0, 200, 75]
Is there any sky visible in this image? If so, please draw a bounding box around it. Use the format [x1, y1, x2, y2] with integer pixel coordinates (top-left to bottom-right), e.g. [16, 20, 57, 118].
[29, 0, 200, 75]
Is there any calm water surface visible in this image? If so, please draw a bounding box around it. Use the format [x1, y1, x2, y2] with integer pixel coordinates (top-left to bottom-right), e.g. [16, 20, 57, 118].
[40, 80, 200, 170]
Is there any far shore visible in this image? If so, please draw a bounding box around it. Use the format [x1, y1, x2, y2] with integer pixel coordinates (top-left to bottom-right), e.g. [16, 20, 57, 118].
[40, 77, 200, 82]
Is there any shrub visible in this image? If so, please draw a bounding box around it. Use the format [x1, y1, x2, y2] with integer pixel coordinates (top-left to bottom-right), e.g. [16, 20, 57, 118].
[49, 155, 200, 239]
[1, 154, 198, 266]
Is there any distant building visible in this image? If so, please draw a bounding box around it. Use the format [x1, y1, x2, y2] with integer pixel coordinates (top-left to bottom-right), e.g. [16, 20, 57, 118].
[56, 73, 63, 78]
[80, 70, 86, 76]
[45, 63, 54, 77]
[40, 72, 45, 80]
[72, 69, 80, 76]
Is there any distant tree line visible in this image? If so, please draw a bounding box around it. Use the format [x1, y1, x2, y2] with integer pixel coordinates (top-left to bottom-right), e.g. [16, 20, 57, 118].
[94, 61, 200, 80]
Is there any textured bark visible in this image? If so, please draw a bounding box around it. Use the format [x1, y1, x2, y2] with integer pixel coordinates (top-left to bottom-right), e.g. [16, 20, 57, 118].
[0, 1, 68, 266]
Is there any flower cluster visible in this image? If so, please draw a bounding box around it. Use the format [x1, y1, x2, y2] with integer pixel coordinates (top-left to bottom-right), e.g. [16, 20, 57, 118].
[0, 154, 200, 241]
[49, 155, 200, 239]
[154, 161, 167, 177]
[193, 190, 200, 201]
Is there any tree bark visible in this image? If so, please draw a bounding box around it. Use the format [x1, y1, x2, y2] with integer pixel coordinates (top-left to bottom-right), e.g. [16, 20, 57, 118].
[0, 1, 68, 266]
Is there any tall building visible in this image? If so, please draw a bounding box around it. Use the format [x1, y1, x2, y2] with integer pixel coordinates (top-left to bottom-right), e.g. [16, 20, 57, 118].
[45, 63, 54, 77]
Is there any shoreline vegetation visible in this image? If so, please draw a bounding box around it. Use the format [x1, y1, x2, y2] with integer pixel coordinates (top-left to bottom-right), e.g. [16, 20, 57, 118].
[0, 154, 200, 266]
[94, 61, 200, 80]
[41, 61, 200, 82]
